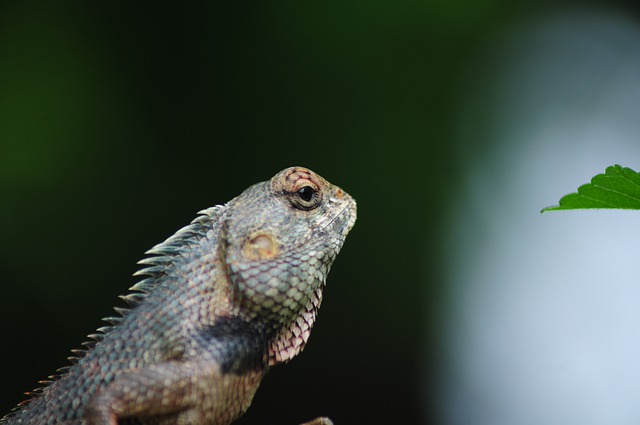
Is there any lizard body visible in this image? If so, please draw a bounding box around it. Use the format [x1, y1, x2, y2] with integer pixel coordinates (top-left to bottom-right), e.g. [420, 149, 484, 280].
[1, 167, 356, 425]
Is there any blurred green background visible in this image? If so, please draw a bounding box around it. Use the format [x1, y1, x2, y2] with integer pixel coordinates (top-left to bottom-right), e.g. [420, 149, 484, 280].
[2, 1, 640, 424]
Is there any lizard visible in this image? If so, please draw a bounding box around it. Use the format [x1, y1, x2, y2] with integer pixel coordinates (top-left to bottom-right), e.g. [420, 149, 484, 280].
[1, 166, 356, 425]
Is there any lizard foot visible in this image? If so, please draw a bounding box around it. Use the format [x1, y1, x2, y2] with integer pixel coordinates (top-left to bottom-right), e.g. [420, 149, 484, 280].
[300, 417, 334, 425]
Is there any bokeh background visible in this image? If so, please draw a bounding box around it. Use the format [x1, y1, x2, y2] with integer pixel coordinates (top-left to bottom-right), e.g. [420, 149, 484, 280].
[3, 2, 640, 424]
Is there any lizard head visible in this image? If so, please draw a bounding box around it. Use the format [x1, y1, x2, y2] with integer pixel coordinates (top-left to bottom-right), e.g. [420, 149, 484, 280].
[222, 166, 356, 365]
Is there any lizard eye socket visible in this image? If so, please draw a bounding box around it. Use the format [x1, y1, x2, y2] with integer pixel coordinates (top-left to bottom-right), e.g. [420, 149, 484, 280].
[287, 184, 321, 210]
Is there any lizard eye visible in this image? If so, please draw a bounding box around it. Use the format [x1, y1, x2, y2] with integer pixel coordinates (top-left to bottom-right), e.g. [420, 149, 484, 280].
[297, 186, 315, 202]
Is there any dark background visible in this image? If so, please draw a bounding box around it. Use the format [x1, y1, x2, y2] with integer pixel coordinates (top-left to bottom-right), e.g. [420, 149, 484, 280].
[1, 2, 639, 424]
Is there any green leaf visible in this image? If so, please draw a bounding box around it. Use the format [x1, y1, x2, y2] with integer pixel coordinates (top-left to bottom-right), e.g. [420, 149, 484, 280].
[542, 165, 640, 212]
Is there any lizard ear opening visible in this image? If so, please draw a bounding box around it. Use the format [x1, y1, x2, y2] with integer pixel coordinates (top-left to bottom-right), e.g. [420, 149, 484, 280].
[242, 233, 279, 261]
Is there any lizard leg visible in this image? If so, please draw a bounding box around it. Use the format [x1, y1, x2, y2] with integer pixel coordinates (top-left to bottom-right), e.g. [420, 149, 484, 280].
[83, 360, 208, 425]
[83, 359, 264, 425]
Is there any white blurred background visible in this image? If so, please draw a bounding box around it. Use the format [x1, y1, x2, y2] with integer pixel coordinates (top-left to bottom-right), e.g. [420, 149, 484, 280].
[440, 7, 640, 425]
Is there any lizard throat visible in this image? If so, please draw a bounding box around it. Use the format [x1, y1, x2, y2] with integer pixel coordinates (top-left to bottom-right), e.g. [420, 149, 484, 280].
[267, 283, 324, 365]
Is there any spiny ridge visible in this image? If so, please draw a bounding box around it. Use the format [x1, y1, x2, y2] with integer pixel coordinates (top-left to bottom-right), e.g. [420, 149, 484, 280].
[11, 206, 225, 404]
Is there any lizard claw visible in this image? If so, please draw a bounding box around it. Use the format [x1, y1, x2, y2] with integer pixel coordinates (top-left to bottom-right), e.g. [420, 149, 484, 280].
[300, 417, 334, 425]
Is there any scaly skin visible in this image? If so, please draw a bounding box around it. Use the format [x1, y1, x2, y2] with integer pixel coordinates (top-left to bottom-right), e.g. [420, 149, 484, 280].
[1, 167, 356, 425]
